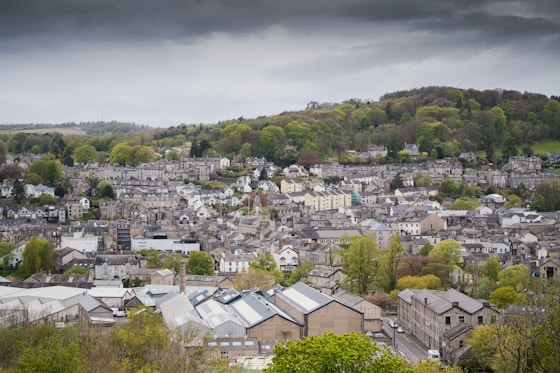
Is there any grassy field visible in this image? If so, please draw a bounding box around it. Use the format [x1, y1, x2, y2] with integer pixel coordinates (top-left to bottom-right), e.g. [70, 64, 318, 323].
[530, 141, 560, 156]
[0, 127, 87, 136]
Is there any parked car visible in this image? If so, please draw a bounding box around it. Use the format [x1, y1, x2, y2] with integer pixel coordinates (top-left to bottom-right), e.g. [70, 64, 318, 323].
[397, 326, 404, 333]
[111, 308, 126, 317]
[389, 320, 398, 328]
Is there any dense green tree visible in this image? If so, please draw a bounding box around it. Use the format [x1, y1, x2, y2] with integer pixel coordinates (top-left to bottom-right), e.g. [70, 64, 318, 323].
[286, 259, 314, 286]
[266, 332, 410, 373]
[468, 297, 560, 373]
[497, 264, 530, 290]
[96, 180, 116, 199]
[165, 149, 180, 160]
[439, 179, 461, 199]
[12, 179, 26, 203]
[543, 99, 560, 139]
[488, 286, 527, 309]
[73, 144, 98, 164]
[501, 136, 519, 163]
[186, 251, 214, 275]
[139, 249, 162, 268]
[21, 236, 54, 277]
[24, 172, 44, 185]
[109, 142, 131, 165]
[483, 256, 500, 281]
[428, 239, 462, 268]
[27, 157, 63, 186]
[377, 235, 405, 292]
[342, 234, 381, 295]
[112, 311, 209, 373]
[397, 274, 443, 290]
[0, 242, 16, 272]
[14, 331, 85, 373]
[532, 180, 560, 211]
[250, 252, 283, 283]
[259, 125, 286, 162]
[419, 242, 433, 256]
[128, 145, 155, 166]
[448, 197, 481, 210]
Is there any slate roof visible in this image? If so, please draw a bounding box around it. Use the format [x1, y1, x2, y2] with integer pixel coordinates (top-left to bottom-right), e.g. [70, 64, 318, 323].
[409, 288, 485, 315]
[79, 294, 110, 312]
[443, 323, 472, 340]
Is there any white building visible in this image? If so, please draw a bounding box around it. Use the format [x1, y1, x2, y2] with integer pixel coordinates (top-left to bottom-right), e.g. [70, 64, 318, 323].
[131, 238, 200, 255]
[60, 231, 99, 254]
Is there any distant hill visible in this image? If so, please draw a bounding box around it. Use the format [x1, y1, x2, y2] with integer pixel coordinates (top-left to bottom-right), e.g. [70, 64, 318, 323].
[2, 86, 559, 169]
[155, 86, 560, 167]
[0, 121, 149, 136]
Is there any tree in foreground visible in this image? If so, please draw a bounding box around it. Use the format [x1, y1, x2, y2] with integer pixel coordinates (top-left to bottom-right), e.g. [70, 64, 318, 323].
[265, 332, 462, 373]
[265, 332, 409, 373]
[468, 293, 560, 373]
[14, 328, 85, 373]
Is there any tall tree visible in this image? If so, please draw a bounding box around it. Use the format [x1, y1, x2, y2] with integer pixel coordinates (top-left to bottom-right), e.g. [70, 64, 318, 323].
[497, 264, 530, 290]
[428, 239, 462, 268]
[377, 235, 405, 292]
[342, 234, 380, 295]
[21, 236, 54, 277]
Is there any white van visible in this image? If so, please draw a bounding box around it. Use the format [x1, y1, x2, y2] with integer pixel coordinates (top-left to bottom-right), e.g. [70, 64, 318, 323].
[427, 349, 440, 361]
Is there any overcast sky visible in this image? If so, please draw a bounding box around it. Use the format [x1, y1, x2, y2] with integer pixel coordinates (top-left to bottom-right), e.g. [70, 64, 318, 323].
[1, 0, 559, 127]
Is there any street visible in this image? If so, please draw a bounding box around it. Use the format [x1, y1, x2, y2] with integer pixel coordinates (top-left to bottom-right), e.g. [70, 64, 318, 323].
[381, 317, 428, 365]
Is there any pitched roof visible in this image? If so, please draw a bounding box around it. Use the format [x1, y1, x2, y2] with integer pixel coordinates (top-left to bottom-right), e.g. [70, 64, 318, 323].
[410, 288, 485, 315]
[229, 290, 301, 328]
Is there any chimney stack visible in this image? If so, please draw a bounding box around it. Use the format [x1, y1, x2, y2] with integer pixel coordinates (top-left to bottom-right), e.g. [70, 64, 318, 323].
[179, 260, 186, 294]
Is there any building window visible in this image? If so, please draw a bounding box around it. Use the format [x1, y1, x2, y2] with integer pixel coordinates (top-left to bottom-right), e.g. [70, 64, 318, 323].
[220, 351, 229, 359]
[445, 316, 451, 325]
[459, 316, 465, 323]
[459, 340, 464, 348]
[478, 316, 483, 325]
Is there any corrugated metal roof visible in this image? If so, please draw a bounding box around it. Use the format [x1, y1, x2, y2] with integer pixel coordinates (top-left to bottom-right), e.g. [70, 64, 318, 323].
[229, 290, 300, 328]
[276, 282, 332, 314]
[195, 299, 244, 330]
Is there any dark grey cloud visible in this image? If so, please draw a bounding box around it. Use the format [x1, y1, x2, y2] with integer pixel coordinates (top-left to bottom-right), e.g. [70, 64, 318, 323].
[0, 0, 558, 126]
[2, 0, 559, 43]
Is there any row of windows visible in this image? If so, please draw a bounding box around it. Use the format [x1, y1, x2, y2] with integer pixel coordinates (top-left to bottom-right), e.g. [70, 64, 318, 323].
[444, 315, 483, 325]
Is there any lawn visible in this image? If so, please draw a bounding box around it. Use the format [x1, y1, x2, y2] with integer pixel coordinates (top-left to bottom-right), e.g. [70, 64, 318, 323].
[529, 141, 560, 156]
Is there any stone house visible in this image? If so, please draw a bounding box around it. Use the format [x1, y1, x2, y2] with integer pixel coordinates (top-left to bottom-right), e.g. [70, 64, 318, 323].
[397, 288, 498, 354]
[274, 282, 363, 337]
[397, 213, 446, 236]
[539, 258, 560, 280]
[94, 254, 141, 281]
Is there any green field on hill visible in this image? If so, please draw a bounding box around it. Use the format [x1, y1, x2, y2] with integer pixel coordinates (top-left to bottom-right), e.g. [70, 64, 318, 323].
[530, 142, 560, 156]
